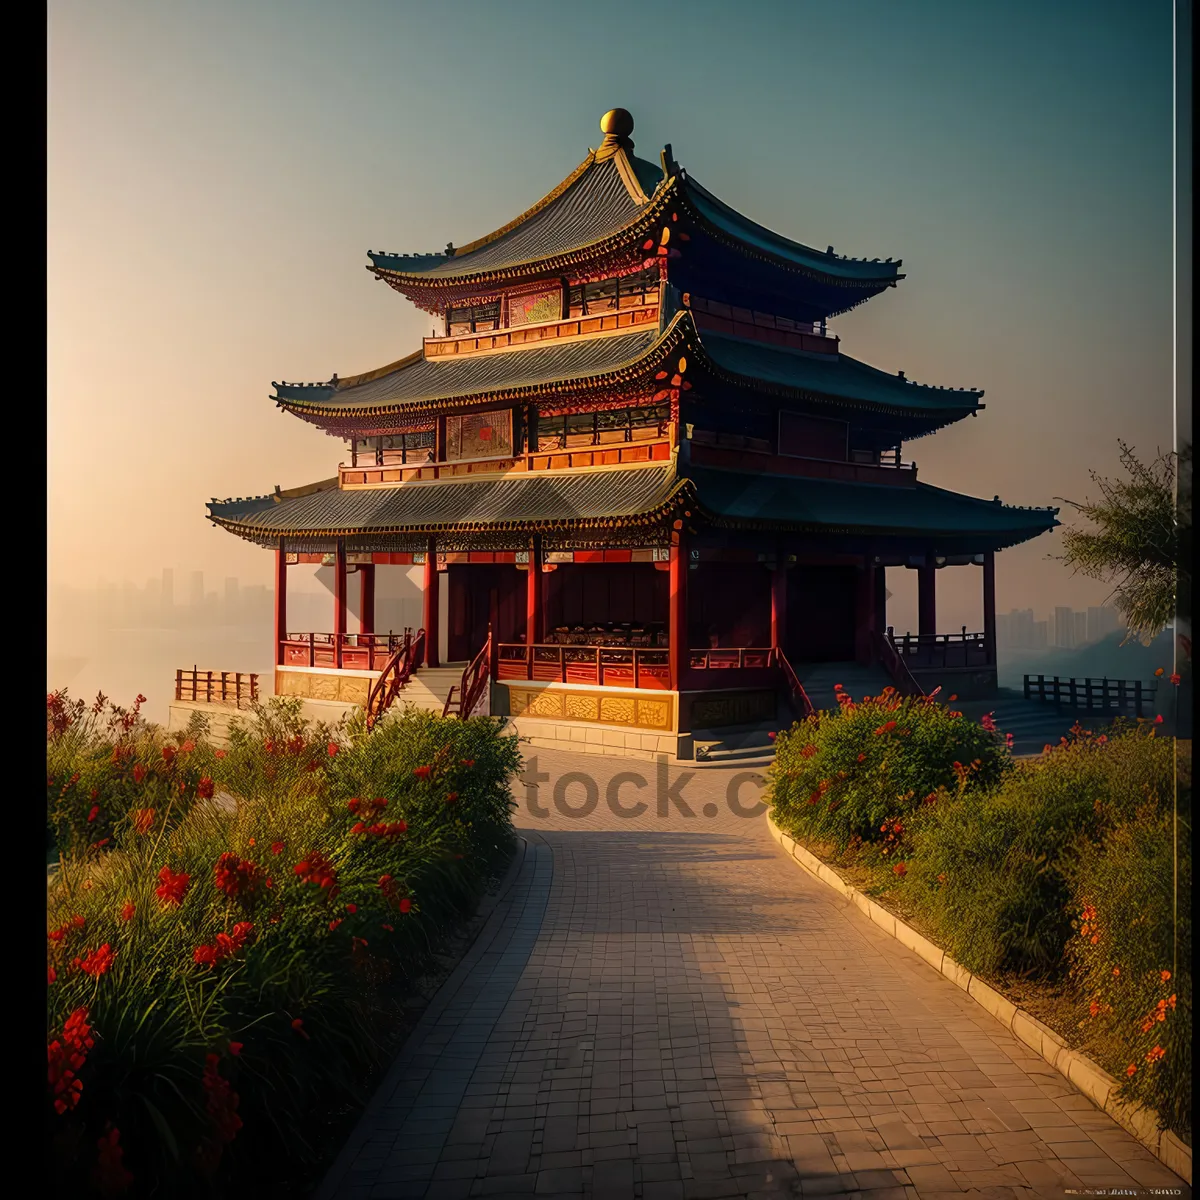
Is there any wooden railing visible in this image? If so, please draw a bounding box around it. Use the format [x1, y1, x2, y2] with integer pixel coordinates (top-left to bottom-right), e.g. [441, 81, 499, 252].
[877, 631, 926, 698]
[1023, 674, 1155, 717]
[774, 648, 815, 720]
[891, 627, 994, 669]
[175, 667, 259, 709]
[340, 437, 672, 488]
[280, 632, 407, 672]
[496, 643, 671, 689]
[688, 647, 775, 670]
[366, 629, 425, 729]
[424, 302, 659, 358]
[444, 629, 492, 719]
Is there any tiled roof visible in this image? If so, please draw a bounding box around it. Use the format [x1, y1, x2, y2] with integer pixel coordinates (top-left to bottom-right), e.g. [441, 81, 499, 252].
[697, 331, 984, 414]
[208, 464, 684, 541]
[686, 464, 1058, 547]
[682, 178, 902, 283]
[275, 326, 665, 413]
[368, 152, 665, 281]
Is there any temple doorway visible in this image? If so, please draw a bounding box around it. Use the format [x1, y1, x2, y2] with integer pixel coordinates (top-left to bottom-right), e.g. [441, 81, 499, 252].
[447, 565, 523, 662]
[787, 565, 858, 662]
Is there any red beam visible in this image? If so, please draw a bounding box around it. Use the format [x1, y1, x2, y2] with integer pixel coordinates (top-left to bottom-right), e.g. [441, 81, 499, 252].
[274, 542, 287, 666]
[668, 529, 687, 691]
[359, 564, 376, 636]
[527, 534, 543, 646]
[334, 540, 348, 667]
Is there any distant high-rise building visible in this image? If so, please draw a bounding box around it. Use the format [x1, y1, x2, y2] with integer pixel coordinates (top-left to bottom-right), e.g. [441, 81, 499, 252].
[224, 577, 240, 620]
[161, 567, 174, 612]
[1073, 611, 1088, 645]
[189, 571, 204, 609]
[1032, 620, 1048, 648]
[1053, 606, 1076, 649]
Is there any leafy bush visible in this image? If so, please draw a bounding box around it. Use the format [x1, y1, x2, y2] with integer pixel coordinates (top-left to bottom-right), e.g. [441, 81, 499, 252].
[46, 695, 519, 1197]
[768, 686, 1008, 852]
[1063, 796, 1190, 1140]
[47, 690, 223, 858]
[903, 723, 1174, 979]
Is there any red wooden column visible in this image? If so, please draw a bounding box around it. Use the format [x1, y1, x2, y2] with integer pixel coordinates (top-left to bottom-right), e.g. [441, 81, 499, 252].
[359, 564, 376, 636]
[668, 527, 688, 691]
[274, 541, 287, 666]
[917, 558, 937, 638]
[334, 540, 348, 668]
[526, 534, 543, 646]
[422, 537, 440, 668]
[982, 551, 997, 665]
[770, 557, 788, 652]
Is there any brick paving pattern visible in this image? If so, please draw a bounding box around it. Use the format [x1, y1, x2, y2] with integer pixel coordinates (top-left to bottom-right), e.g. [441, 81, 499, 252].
[319, 748, 1190, 1199]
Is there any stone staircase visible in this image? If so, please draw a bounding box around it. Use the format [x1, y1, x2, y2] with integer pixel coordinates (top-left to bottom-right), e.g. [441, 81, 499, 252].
[390, 663, 466, 716]
[795, 661, 894, 713]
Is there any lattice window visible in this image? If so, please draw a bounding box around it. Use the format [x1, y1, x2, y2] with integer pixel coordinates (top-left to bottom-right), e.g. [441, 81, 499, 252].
[445, 408, 514, 460]
[505, 287, 562, 328]
[567, 267, 660, 318]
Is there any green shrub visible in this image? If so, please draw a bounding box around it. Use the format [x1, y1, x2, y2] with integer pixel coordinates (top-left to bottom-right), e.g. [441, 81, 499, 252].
[46, 696, 520, 1197]
[1063, 798, 1190, 1140]
[767, 686, 1007, 852]
[904, 724, 1175, 979]
[47, 690, 223, 857]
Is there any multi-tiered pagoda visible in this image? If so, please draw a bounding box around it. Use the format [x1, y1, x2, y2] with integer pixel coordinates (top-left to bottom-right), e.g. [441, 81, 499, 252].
[208, 109, 1057, 758]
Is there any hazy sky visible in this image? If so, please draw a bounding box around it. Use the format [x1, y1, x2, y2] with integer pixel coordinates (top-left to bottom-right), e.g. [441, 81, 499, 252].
[48, 0, 1177, 633]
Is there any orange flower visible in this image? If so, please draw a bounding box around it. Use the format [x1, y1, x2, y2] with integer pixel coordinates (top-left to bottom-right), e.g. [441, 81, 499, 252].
[1146, 1045, 1165, 1063]
[1161, 970, 1171, 982]
[1112, 967, 1120, 977]
[1126, 1063, 1137, 1077]
[1154, 667, 1164, 677]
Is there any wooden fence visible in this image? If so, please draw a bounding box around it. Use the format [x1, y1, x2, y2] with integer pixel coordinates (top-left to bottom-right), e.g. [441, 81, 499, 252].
[1023, 674, 1154, 717]
[175, 667, 259, 709]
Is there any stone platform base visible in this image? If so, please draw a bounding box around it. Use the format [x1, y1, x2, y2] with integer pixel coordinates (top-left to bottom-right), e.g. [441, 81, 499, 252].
[503, 715, 690, 762]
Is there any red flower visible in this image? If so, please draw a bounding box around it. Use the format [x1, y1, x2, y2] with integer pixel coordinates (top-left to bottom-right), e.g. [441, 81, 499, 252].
[92, 1124, 134, 1196]
[892, 862, 907, 877]
[87, 805, 100, 823]
[48, 1007, 94, 1114]
[199, 1054, 243, 1165]
[327, 742, 339, 757]
[271, 841, 284, 856]
[767, 731, 776, 741]
[1170, 673, 1181, 685]
[155, 865, 191, 907]
[229, 1041, 243, 1056]
[291, 1018, 310, 1040]
[446, 791, 458, 804]
[350, 822, 366, 834]
[48, 966, 57, 984]
[214, 852, 264, 900]
[1155, 666, 1165, 677]
[181, 739, 196, 754]
[197, 777, 215, 800]
[1154, 714, 1164, 724]
[328, 918, 343, 931]
[194, 922, 253, 968]
[73, 944, 116, 977]
[460, 758, 474, 767]
[399, 897, 412, 914]
[857, 753, 866, 762]
[949, 694, 958, 702]
[119, 902, 135, 922]
[413, 765, 432, 780]
[215, 749, 227, 759]
[381, 923, 394, 932]
[347, 798, 362, 813]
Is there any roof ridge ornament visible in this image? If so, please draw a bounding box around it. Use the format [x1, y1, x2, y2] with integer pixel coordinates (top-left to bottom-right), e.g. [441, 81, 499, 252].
[595, 108, 635, 162]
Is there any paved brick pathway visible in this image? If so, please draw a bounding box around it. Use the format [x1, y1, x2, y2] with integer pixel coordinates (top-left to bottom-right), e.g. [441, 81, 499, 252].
[319, 749, 1190, 1199]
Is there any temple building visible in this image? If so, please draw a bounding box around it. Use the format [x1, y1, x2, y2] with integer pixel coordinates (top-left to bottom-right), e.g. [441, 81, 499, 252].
[206, 109, 1058, 758]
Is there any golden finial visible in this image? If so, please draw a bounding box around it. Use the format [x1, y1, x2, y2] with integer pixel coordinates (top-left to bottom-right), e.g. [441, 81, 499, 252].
[600, 108, 634, 138]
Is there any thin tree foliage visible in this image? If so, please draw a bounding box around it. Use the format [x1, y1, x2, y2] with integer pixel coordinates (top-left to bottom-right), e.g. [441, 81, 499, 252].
[1054, 442, 1190, 646]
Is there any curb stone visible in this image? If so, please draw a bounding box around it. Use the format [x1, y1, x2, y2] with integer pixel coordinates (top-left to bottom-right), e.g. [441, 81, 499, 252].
[765, 810, 1192, 1187]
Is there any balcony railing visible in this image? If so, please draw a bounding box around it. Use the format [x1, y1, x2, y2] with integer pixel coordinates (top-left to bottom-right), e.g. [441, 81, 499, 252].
[280, 632, 408, 672]
[890, 628, 994, 669]
[688, 648, 775, 670]
[1024, 674, 1155, 717]
[340, 436, 673, 488]
[497, 643, 671, 689]
[176, 667, 259, 708]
